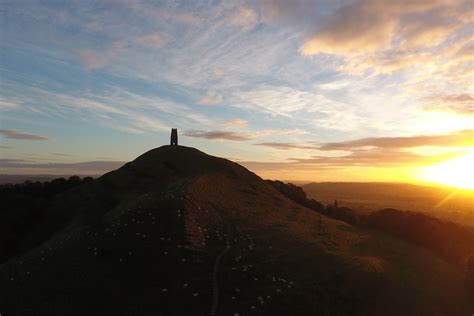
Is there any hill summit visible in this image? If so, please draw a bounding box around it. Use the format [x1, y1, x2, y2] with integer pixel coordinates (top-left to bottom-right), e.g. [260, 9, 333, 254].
[1, 146, 472, 315]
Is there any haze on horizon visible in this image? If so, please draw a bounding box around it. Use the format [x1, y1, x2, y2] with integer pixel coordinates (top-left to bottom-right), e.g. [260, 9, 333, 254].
[1, 0, 473, 188]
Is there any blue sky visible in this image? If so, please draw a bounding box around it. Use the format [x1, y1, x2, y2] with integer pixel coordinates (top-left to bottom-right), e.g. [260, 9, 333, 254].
[1, 0, 473, 182]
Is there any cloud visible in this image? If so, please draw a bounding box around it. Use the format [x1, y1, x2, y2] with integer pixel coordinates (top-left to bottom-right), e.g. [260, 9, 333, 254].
[229, 5, 259, 30]
[319, 130, 473, 150]
[239, 148, 466, 180]
[295, 0, 466, 82]
[183, 130, 253, 141]
[300, 0, 459, 55]
[78, 32, 170, 69]
[424, 94, 474, 115]
[5, 85, 212, 135]
[52, 153, 73, 157]
[300, 2, 396, 56]
[197, 92, 224, 105]
[77, 46, 122, 70]
[158, 11, 201, 25]
[288, 148, 464, 167]
[254, 141, 319, 150]
[0, 159, 125, 175]
[0, 129, 49, 141]
[117, 1, 200, 25]
[232, 85, 327, 117]
[133, 32, 169, 47]
[0, 99, 22, 110]
[85, 21, 104, 33]
[222, 118, 248, 128]
[183, 128, 307, 142]
[398, 13, 457, 49]
[252, 130, 474, 153]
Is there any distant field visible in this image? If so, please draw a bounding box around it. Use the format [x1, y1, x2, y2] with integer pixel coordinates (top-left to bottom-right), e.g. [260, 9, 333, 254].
[303, 182, 474, 227]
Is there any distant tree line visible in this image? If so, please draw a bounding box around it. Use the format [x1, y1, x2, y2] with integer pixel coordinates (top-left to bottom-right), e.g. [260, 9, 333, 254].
[0, 176, 93, 263]
[267, 180, 474, 294]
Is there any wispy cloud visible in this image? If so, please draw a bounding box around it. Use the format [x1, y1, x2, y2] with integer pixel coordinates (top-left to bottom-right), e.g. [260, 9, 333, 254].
[0, 99, 22, 110]
[319, 130, 474, 150]
[231, 85, 329, 117]
[133, 32, 170, 47]
[0, 129, 49, 141]
[0, 159, 125, 175]
[184, 128, 307, 142]
[183, 130, 253, 141]
[197, 92, 224, 105]
[228, 5, 259, 31]
[52, 153, 73, 157]
[221, 118, 248, 128]
[300, 0, 458, 56]
[77, 32, 170, 69]
[255, 141, 319, 150]
[424, 94, 474, 115]
[2, 83, 210, 135]
[288, 149, 464, 167]
[256, 130, 474, 151]
[118, 0, 201, 25]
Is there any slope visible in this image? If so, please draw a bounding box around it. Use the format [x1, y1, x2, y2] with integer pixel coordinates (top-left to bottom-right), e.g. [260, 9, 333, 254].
[0, 146, 471, 315]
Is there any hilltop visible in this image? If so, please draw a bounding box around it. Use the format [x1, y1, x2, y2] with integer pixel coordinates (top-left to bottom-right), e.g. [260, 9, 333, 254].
[1, 146, 472, 315]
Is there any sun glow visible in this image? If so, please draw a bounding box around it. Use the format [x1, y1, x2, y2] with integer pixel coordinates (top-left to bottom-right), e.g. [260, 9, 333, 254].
[419, 150, 474, 190]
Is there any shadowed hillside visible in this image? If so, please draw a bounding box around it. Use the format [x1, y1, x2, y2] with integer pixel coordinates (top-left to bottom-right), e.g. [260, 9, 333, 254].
[1, 146, 472, 315]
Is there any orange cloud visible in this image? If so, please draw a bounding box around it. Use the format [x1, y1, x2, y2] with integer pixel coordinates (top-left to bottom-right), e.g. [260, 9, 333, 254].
[183, 130, 253, 141]
[222, 118, 248, 128]
[424, 94, 474, 115]
[299, 0, 463, 63]
[254, 130, 474, 151]
[300, 3, 396, 55]
[287, 149, 463, 167]
[320, 130, 473, 150]
[255, 141, 319, 150]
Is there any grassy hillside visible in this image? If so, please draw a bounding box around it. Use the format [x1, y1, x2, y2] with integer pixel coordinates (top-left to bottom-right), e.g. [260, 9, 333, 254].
[303, 182, 474, 226]
[1, 146, 472, 315]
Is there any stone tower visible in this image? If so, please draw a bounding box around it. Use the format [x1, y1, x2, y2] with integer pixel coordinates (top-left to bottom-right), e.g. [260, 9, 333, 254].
[170, 128, 178, 146]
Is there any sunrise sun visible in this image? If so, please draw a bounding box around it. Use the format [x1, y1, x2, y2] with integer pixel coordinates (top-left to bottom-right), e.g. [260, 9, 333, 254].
[419, 150, 474, 190]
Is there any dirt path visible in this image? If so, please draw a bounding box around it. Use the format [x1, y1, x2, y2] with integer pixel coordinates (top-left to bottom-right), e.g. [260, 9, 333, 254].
[209, 240, 231, 316]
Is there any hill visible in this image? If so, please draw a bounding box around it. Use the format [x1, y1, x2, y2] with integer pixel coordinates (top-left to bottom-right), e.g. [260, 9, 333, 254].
[303, 182, 474, 227]
[1, 146, 472, 315]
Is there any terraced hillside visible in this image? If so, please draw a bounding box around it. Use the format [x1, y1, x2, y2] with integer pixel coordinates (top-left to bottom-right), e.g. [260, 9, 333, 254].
[1, 146, 472, 315]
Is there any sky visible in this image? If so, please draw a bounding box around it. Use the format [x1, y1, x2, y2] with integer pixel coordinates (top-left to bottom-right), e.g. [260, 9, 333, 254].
[0, 0, 473, 184]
